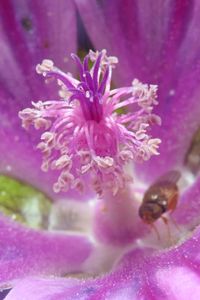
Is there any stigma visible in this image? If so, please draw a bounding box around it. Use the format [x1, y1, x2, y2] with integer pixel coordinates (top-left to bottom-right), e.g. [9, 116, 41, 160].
[19, 50, 161, 195]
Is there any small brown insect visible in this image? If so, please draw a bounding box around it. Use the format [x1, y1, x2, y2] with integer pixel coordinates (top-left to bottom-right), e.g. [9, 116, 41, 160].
[139, 170, 181, 224]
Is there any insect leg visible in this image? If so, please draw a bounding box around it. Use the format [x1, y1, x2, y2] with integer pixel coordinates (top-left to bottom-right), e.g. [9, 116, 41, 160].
[169, 215, 182, 232]
[161, 216, 172, 243]
[150, 223, 161, 240]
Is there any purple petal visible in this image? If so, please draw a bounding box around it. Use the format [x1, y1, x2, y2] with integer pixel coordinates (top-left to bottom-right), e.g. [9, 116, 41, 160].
[5, 226, 200, 299]
[76, 0, 200, 181]
[0, 0, 82, 199]
[0, 215, 92, 286]
[75, 0, 193, 84]
[136, 60, 200, 181]
[0, 0, 76, 75]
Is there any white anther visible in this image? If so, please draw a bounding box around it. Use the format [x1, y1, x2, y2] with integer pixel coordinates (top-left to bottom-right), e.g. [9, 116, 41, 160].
[41, 132, 54, 143]
[52, 155, 71, 170]
[95, 156, 114, 168]
[147, 138, 161, 155]
[36, 59, 54, 75]
[119, 150, 134, 161]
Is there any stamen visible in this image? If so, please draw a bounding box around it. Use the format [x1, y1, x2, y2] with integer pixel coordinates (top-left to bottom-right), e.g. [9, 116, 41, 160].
[19, 50, 161, 195]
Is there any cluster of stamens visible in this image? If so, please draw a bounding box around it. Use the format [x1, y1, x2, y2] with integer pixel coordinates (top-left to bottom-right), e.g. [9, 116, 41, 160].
[19, 50, 161, 195]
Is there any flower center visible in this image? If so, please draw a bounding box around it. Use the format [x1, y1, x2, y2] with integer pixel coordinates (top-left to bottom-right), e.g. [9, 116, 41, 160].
[75, 122, 117, 157]
[19, 50, 161, 195]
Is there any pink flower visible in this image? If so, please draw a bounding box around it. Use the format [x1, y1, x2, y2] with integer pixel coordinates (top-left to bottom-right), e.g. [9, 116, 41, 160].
[1, 1, 200, 300]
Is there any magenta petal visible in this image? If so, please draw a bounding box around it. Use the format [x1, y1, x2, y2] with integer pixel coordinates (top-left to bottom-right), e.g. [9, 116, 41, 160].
[75, 0, 195, 84]
[136, 63, 200, 181]
[0, 0, 77, 105]
[0, 0, 81, 199]
[0, 0, 77, 78]
[5, 227, 200, 300]
[0, 215, 92, 286]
